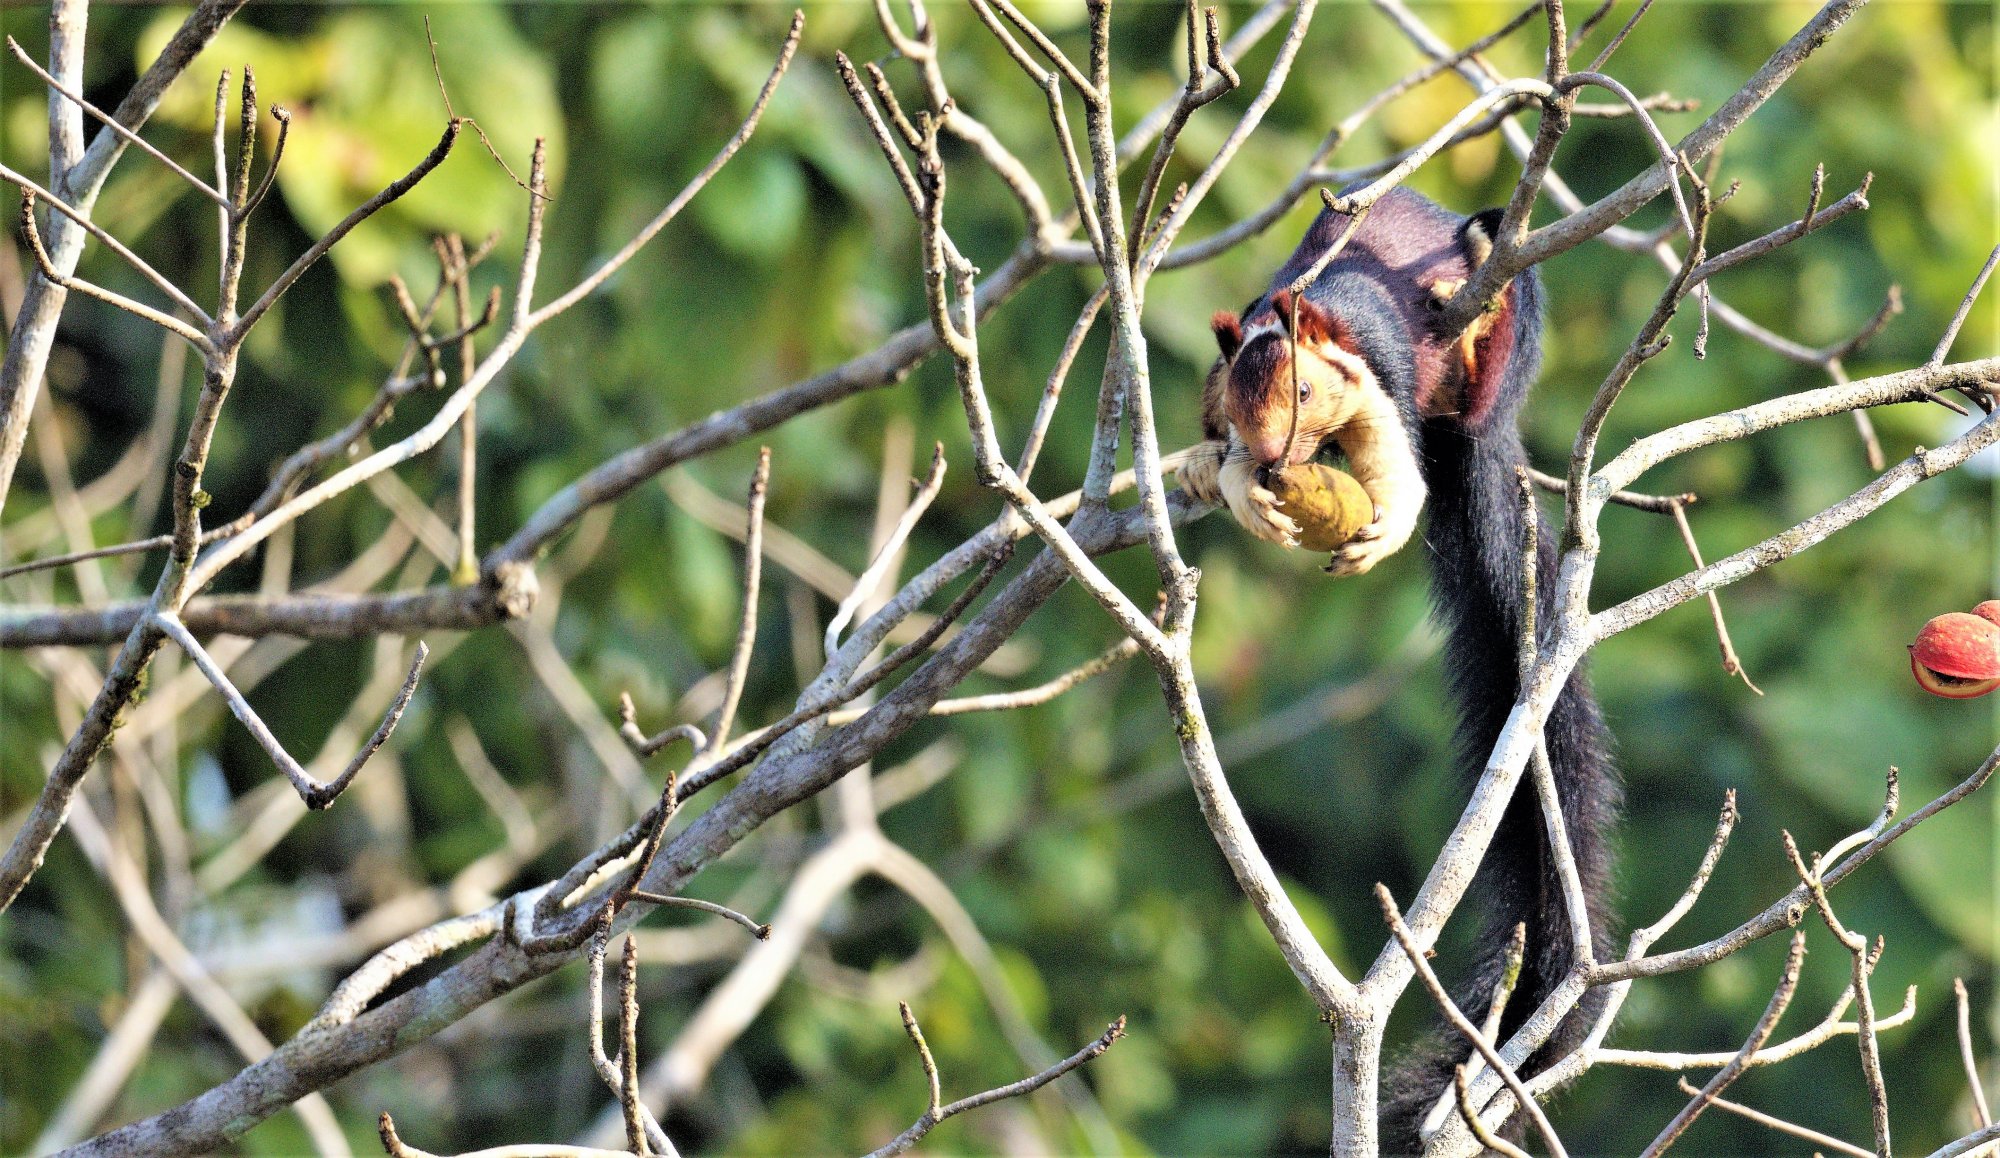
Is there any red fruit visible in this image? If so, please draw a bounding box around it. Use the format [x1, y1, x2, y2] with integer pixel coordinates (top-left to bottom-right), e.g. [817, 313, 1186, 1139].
[1910, 612, 2000, 699]
[1973, 601, 2000, 628]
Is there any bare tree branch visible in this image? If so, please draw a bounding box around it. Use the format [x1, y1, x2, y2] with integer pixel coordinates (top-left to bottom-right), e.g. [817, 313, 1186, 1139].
[0, 0, 247, 511]
[1958, 978, 1995, 1131]
[156, 615, 427, 810]
[1672, 1077, 1873, 1158]
[1379, 885, 1569, 1158]
[864, 1010, 1125, 1158]
[1641, 929, 1808, 1157]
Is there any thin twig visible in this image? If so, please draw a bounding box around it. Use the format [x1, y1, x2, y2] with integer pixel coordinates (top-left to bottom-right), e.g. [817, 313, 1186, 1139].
[616, 692, 707, 761]
[240, 106, 289, 219]
[980, 0, 1096, 100]
[865, 1014, 1125, 1158]
[1672, 1077, 1873, 1158]
[388, 274, 448, 388]
[1599, 981, 1916, 1071]
[708, 448, 771, 755]
[1958, 978, 1994, 1130]
[422, 16, 539, 199]
[1642, 929, 1808, 1157]
[583, 911, 670, 1153]
[1561, 71, 1697, 244]
[1785, 831, 1892, 1155]
[1583, 0, 1658, 84]
[619, 937, 649, 1155]
[1668, 498, 1762, 694]
[1487, 923, 1530, 1038]
[1823, 766, 1901, 870]
[5, 36, 229, 208]
[1424, 923, 1530, 1140]
[232, 121, 462, 340]
[861, 62, 923, 151]
[1527, 466, 1693, 513]
[676, 544, 1013, 800]
[826, 634, 1141, 725]
[1931, 245, 2000, 368]
[530, 11, 803, 326]
[0, 521, 242, 580]
[626, 890, 771, 940]
[1600, 744, 1997, 985]
[155, 614, 425, 809]
[1378, 885, 1569, 1157]
[825, 443, 944, 657]
[1518, 473, 1594, 969]
[1454, 1065, 1533, 1158]
[444, 235, 481, 583]
[901, 1002, 943, 1119]
[1017, 283, 1107, 484]
[14, 185, 212, 347]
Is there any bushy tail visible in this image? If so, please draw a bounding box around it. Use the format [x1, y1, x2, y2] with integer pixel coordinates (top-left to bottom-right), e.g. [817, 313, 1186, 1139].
[1379, 415, 1621, 1154]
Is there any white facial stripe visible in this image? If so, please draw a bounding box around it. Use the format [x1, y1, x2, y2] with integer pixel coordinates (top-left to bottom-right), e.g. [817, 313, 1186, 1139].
[1285, 339, 1366, 399]
[1305, 342, 1366, 384]
[1239, 320, 1362, 385]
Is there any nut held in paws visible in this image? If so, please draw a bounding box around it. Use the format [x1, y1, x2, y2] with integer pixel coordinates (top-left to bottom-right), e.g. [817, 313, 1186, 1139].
[1265, 464, 1372, 553]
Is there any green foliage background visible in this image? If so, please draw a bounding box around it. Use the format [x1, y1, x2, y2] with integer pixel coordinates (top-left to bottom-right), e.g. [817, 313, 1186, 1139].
[1, 1, 1994, 1154]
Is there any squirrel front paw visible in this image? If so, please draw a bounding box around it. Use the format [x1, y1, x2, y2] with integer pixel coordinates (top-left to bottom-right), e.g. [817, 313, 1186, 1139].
[1322, 509, 1415, 577]
[1219, 458, 1300, 546]
[1175, 442, 1229, 506]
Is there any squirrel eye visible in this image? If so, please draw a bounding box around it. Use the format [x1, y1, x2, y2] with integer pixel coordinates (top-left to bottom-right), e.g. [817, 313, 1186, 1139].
[1297, 380, 1312, 403]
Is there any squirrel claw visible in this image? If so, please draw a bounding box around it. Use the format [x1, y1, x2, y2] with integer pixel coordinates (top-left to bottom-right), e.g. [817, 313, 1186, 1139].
[1323, 531, 1396, 577]
[1240, 487, 1299, 544]
[1216, 457, 1298, 544]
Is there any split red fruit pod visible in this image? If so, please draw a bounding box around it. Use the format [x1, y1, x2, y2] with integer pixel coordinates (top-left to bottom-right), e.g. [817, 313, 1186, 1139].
[1910, 612, 2000, 699]
[1973, 600, 2000, 628]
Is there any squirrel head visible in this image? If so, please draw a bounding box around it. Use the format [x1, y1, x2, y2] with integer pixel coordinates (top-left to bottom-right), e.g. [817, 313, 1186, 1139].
[1212, 289, 1370, 468]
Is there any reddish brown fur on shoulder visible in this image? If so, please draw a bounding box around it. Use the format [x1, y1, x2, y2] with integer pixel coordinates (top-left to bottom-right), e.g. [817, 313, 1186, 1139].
[1459, 283, 1517, 427]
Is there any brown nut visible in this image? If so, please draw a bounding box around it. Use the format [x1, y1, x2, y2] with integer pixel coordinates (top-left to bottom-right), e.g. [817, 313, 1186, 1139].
[1265, 463, 1372, 552]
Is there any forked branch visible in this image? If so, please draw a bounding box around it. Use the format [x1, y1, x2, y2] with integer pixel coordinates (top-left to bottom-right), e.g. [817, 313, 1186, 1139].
[155, 614, 427, 809]
[866, 1005, 1125, 1158]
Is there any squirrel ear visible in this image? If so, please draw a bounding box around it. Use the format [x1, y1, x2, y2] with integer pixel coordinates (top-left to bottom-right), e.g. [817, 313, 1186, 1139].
[1271, 289, 1348, 351]
[1460, 208, 1506, 267]
[1211, 311, 1243, 358]
[1268, 288, 1295, 328]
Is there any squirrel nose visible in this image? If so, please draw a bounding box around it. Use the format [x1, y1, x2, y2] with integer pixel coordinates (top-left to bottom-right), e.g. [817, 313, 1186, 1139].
[1244, 432, 1289, 467]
